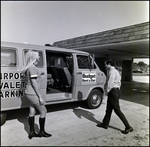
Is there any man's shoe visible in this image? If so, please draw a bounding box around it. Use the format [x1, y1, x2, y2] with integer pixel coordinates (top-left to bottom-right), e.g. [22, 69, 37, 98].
[121, 127, 133, 134]
[97, 123, 108, 129]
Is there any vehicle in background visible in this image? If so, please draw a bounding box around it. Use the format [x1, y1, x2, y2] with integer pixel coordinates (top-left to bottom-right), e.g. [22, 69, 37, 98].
[133, 69, 143, 73]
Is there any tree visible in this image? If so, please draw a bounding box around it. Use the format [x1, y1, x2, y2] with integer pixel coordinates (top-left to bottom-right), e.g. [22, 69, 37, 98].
[137, 61, 146, 66]
[133, 61, 149, 72]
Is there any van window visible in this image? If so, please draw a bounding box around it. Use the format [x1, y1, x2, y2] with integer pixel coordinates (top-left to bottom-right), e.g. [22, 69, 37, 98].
[1, 47, 17, 67]
[77, 55, 90, 69]
[46, 52, 73, 68]
[23, 50, 44, 67]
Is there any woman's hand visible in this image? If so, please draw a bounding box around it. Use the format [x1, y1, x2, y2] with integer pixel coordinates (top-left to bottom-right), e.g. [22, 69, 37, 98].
[39, 97, 45, 105]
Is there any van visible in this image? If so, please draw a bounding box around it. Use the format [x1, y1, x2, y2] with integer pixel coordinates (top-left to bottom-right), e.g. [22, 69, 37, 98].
[1, 41, 106, 126]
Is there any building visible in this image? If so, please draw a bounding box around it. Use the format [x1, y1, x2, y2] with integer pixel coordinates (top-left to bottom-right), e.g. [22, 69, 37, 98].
[52, 22, 149, 81]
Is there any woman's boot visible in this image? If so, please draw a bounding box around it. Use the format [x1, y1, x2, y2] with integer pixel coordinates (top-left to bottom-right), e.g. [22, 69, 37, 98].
[38, 117, 52, 137]
[28, 116, 39, 139]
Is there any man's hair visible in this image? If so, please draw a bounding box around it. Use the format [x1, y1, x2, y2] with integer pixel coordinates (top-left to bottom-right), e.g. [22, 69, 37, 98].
[104, 58, 115, 66]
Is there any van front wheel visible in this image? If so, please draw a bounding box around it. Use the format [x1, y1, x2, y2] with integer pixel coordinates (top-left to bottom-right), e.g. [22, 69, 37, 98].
[87, 89, 103, 109]
[1, 112, 7, 126]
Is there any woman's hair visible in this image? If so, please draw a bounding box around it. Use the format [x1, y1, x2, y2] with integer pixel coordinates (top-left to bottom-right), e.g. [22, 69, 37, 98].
[21, 50, 39, 73]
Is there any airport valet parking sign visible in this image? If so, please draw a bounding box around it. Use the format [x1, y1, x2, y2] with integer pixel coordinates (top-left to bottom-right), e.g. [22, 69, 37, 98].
[0, 72, 26, 98]
[82, 72, 96, 84]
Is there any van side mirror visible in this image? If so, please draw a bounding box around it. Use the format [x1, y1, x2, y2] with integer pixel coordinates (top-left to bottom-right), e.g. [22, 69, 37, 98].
[89, 54, 95, 69]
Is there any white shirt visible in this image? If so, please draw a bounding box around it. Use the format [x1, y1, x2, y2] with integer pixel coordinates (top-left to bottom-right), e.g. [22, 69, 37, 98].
[105, 66, 121, 94]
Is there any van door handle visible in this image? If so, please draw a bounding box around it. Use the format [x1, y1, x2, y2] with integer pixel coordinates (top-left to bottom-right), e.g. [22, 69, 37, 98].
[77, 72, 82, 74]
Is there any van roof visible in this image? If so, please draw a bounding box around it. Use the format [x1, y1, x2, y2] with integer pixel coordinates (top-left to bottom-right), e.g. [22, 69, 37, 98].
[1, 41, 89, 55]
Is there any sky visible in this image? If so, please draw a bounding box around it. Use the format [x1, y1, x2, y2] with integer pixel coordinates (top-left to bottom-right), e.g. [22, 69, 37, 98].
[1, 1, 149, 64]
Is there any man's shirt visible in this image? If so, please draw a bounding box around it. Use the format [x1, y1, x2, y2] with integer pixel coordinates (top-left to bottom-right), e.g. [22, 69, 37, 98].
[105, 66, 121, 94]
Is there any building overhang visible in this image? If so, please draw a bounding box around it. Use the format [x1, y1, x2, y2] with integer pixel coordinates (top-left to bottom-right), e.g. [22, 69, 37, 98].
[52, 22, 149, 60]
[73, 38, 149, 60]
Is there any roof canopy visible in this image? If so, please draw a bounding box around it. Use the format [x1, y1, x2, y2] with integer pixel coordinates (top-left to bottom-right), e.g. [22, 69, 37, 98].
[52, 22, 149, 59]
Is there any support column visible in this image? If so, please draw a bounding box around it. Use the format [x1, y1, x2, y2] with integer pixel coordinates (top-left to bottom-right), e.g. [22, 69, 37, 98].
[122, 60, 133, 82]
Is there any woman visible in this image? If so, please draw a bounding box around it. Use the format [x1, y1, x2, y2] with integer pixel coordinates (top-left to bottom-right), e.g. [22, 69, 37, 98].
[22, 50, 52, 139]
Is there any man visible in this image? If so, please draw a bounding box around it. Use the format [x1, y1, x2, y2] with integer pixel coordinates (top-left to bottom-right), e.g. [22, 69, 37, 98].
[97, 58, 133, 134]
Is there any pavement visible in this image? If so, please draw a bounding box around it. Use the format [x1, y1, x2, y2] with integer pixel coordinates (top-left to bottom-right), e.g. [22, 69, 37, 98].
[1, 80, 149, 146]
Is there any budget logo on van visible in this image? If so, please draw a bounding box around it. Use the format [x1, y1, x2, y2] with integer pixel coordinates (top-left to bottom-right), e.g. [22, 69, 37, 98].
[82, 72, 96, 84]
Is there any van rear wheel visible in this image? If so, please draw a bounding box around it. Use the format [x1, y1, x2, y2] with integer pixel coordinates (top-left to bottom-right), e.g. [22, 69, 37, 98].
[87, 89, 102, 109]
[1, 112, 7, 126]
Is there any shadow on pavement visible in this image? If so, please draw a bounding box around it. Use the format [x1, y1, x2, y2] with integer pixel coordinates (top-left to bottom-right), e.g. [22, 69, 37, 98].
[5, 101, 88, 134]
[72, 108, 122, 132]
[73, 108, 99, 124]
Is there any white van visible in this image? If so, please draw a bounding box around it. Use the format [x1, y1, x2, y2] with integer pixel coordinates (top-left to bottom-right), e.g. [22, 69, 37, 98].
[1, 41, 106, 125]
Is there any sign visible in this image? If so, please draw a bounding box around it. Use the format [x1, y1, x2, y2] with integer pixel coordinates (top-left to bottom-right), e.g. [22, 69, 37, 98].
[82, 72, 96, 84]
[0, 72, 26, 98]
